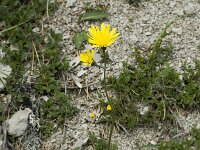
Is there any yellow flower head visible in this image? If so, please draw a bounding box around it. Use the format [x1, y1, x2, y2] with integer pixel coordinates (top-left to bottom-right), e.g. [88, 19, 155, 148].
[90, 112, 95, 118]
[80, 50, 94, 66]
[88, 23, 120, 48]
[106, 104, 112, 111]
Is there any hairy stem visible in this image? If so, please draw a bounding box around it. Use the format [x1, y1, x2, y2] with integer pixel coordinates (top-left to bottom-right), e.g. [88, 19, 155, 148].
[108, 117, 114, 150]
[102, 48, 109, 101]
[102, 48, 114, 150]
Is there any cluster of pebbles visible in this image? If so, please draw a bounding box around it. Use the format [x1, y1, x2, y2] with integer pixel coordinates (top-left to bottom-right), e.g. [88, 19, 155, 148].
[42, 0, 200, 149]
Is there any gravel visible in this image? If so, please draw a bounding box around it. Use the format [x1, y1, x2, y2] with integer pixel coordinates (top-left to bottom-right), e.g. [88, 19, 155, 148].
[43, 0, 200, 149]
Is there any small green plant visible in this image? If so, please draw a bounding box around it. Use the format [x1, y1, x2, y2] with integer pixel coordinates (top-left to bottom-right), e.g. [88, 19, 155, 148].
[135, 128, 200, 150]
[40, 92, 78, 137]
[107, 21, 200, 130]
[107, 21, 174, 128]
[157, 128, 200, 150]
[0, 0, 77, 141]
[32, 31, 78, 137]
[0, 0, 52, 109]
[0, 0, 58, 108]
[88, 132, 117, 150]
[35, 31, 66, 94]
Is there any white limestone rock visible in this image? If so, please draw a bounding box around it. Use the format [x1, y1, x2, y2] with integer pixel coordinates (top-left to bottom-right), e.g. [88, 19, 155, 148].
[128, 33, 138, 45]
[7, 108, 32, 137]
[173, 9, 184, 16]
[67, 0, 76, 7]
[172, 27, 183, 35]
[184, 3, 196, 15]
[73, 137, 89, 149]
[0, 63, 12, 90]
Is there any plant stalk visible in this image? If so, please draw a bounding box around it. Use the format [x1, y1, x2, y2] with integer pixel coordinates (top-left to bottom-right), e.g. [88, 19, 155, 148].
[102, 48, 109, 101]
[102, 48, 114, 150]
[108, 117, 114, 150]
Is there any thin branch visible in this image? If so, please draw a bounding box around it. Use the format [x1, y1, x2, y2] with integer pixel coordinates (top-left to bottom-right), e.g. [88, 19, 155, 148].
[46, 0, 49, 19]
[0, 20, 30, 34]
[61, 73, 67, 148]
[32, 41, 42, 68]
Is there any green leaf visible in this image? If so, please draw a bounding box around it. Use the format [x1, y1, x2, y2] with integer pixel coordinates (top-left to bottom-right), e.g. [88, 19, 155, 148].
[73, 31, 88, 49]
[73, 32, 84, 49]
[81, 31, 89, 41]
[79, 11, 109, 22]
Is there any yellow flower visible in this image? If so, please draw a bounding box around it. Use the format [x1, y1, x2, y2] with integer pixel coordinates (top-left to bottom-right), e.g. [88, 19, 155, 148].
[106, 104, 112, 111]
[88, 23, 120, 48]
[90, 112, 95, 118]
[80, 50, 94, 66]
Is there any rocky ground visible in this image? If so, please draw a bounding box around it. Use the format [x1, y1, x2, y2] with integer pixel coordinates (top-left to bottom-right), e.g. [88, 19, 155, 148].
[1, 0, 200, 149]
[40, 0, 200, 149]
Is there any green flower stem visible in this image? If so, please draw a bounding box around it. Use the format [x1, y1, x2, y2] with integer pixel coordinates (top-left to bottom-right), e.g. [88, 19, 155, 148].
[102, 47, 114, 150]
[108, 116, 115, 150]
[102, 48, 109, 101]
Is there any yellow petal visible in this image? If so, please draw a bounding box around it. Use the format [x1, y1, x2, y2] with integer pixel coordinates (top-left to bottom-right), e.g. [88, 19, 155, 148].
[88, 23, 120, 47]
[106, 104, 112, 111]
[91, 45, 99, 48]
[90, 112, 95, 118]
[79, 50, 94, 66]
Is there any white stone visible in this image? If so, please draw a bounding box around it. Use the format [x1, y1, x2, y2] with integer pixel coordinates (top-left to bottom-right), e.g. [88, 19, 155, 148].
[184, 3, 196, 15]
[2, 95, 11, 104]
[150, 140, 157, 145]
[10, 45, 18, 51]
[51, 138, 56, 143]
[49, 0, 55, 3]
[196, 123, 200, 129]
[72, 75, 82, 88]
[32, 27, 40, 33]
[0, 48, 4, 58]
[40, 95, 49, 102]
[7, 108, 32, 137]
[77, 70, 86, 77]
[169, 1, 176, 8]
[173, 9, 184, 16]
[93, 53, 102, 63]
[100, 72, 104, 81]
[140, 106, 149, 115]
[142, 15, 150, 21]
[54, 28, 61, 34]
[128, 34, 138, 45]
[179, 74, 183, 80]
[67, 0, 76, 7]
[62, 16, 67, 21]
[84, 44, 92, 50]
[62, 144, 68, 150]
[165, 0, 169, 5]
[63, 35, 69, 40]
[81, 124, 88, 129]
[145, 32, 152, 36]
[0, 63, 12, 90]
[73, 137, 89, 149]
[69, 56, 80, 68]
[172, 27, 183, 35]
[0, 140, 2, 149]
